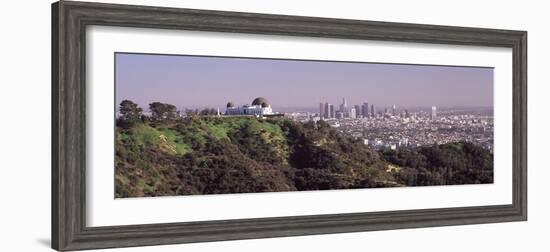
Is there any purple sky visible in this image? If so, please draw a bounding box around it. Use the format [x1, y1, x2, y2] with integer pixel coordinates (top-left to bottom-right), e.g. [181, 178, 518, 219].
[115, 53, 493, 111]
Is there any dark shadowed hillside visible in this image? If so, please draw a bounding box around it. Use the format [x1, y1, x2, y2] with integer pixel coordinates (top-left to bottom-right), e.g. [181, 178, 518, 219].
[115, 117, 493, 198]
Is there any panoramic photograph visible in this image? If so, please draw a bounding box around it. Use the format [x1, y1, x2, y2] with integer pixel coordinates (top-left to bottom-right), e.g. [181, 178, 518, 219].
[114, 52, 494, 198]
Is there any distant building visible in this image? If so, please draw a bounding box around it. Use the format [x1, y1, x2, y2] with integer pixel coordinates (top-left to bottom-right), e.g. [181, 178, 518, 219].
[350, 107, 357, 118]
[354, 105, 361, 118]
[319, 102, 325, 119]
[362, 102, 369, 118]
[431, 106, 437, 120]
[324, 103, 331, 118]
[329, 104, 335, 118]
[392, 104, 397, 116]
[340, 97, 348, 113]
[226, 97, 274, 116]
[371, 104, 375, 117]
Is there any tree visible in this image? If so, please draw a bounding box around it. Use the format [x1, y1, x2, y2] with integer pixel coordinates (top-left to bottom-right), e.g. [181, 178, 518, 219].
[149, 102, 178, 122]
[185, 109, 199, 117]
[199, 108, 217, 116]
[118, 100, 142, 128]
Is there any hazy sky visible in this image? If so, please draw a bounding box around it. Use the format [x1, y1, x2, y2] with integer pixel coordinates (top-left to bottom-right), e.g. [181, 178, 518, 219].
[115, 53, 493, 111]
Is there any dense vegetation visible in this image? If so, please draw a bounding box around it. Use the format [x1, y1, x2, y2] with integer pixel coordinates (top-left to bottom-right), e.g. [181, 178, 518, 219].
[379, 142, 493, 186]
[115, 101, 493, 198]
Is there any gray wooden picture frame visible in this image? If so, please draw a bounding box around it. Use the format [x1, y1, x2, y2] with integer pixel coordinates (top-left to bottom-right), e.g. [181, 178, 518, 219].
[52, 1, 527, 251]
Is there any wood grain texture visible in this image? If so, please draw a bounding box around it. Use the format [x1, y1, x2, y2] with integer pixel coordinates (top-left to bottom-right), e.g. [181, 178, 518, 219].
[51, 1, 527, 251]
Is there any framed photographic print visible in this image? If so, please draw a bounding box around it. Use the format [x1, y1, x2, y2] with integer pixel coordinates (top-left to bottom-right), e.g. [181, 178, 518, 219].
[52, 1, 527, 251]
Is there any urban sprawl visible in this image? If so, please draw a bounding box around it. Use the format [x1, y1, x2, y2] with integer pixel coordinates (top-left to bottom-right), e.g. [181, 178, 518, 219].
[286, 97, 493, 151]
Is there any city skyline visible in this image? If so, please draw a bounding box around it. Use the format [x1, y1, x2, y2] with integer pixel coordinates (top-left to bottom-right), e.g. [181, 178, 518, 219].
[116, 53, 494, 110]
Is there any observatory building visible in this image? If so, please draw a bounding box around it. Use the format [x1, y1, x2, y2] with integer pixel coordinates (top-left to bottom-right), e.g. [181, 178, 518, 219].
[226, 97, 274, 116]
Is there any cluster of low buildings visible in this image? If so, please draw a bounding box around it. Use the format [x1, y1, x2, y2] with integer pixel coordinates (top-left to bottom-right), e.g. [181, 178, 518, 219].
[331, 113, 494, 151]
[297, 97, 493, 151]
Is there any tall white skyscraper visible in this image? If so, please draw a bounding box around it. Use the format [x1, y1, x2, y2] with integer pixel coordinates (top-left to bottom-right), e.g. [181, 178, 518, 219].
[350, 107, 357, 118]
[431, 106, 437, 120]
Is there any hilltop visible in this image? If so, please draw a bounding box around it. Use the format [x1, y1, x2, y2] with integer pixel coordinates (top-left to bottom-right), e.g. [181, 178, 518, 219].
[115, 116, 493, 197]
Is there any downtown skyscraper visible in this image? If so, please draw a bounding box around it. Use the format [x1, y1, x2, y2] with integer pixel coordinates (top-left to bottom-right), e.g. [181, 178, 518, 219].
[339, 97, 348, 113]
[362, 101, 369, 117]
[354, 105, 361, 118]
[324, 103, 335, 118]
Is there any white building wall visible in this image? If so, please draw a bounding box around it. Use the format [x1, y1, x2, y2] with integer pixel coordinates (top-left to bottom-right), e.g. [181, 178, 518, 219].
[226, 105, 273, 116]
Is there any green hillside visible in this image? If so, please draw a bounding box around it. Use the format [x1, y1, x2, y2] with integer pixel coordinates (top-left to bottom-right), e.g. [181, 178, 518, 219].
[115, 116, 493, 198]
